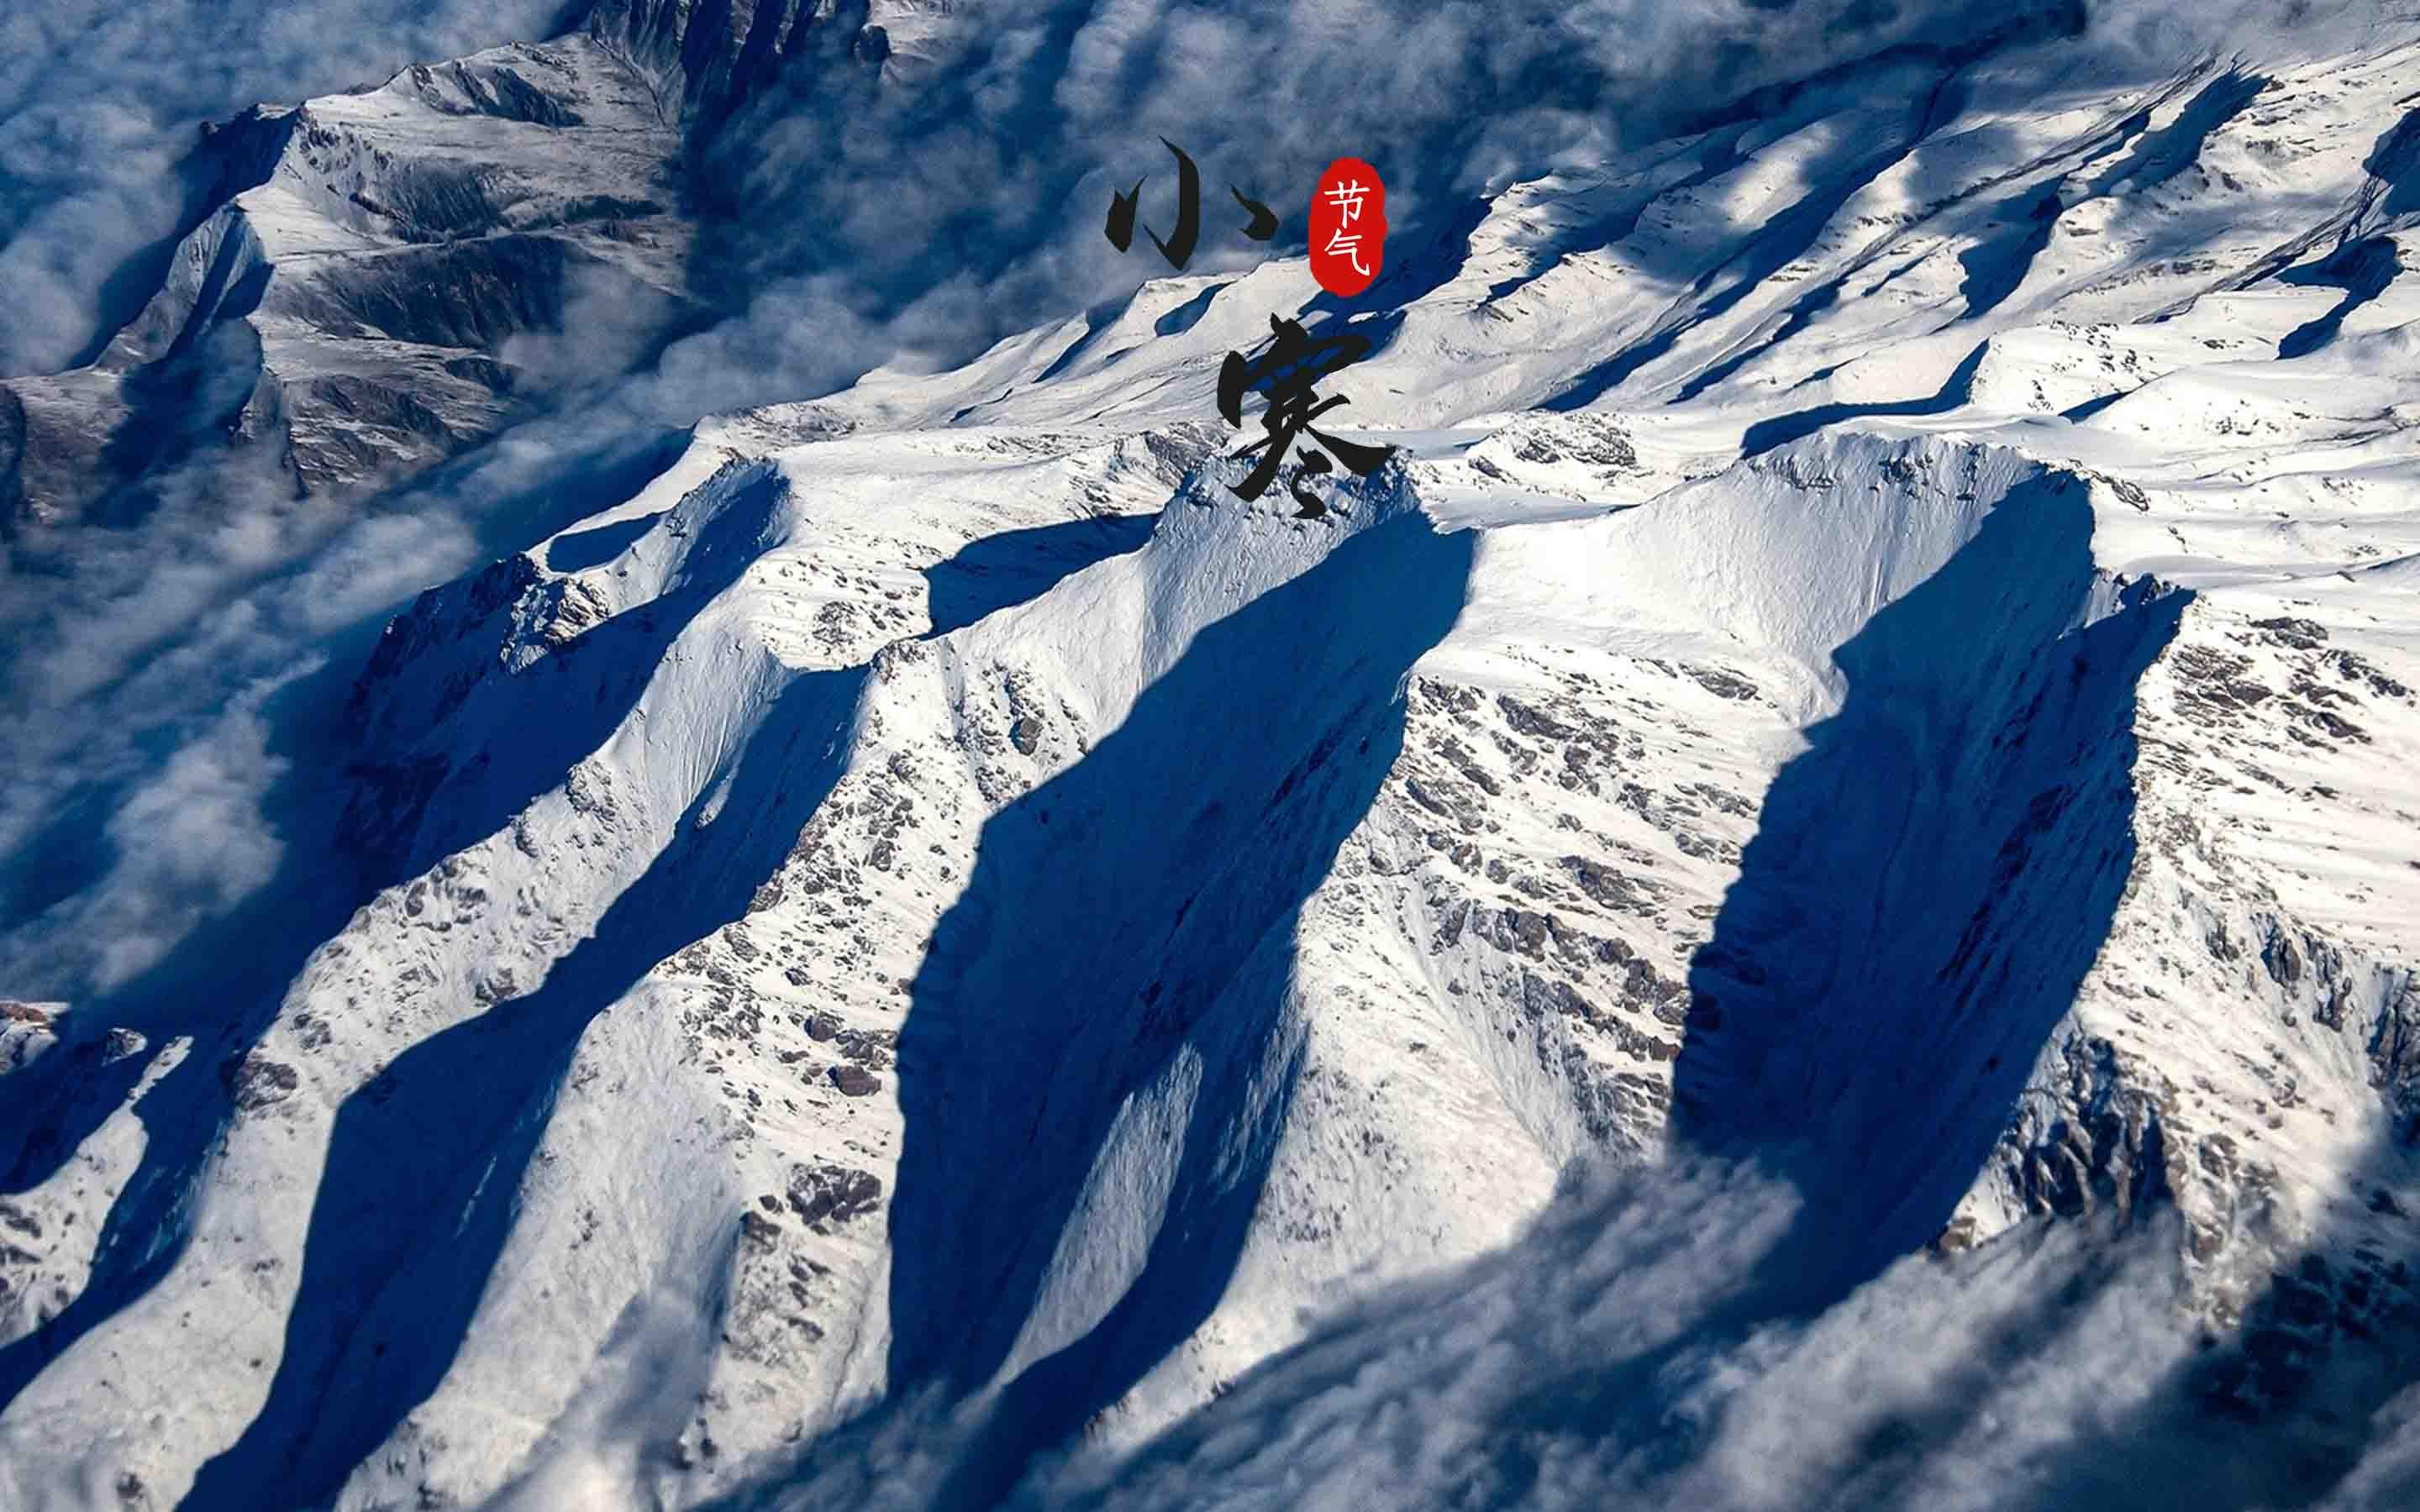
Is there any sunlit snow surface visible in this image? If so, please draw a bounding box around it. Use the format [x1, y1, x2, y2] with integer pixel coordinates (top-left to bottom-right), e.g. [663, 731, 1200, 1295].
[6, 8, 2420, 1511]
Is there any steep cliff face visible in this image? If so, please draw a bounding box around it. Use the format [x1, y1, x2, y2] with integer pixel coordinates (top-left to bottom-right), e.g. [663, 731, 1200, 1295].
[579, 0, 897, 124]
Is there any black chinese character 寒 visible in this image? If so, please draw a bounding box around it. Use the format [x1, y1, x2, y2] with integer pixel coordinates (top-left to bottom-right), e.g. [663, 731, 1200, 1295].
[1218, 314, 1397, 517]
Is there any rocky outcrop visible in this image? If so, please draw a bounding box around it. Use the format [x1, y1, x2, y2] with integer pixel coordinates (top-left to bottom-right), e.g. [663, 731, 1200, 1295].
[581, 0, 888, 125]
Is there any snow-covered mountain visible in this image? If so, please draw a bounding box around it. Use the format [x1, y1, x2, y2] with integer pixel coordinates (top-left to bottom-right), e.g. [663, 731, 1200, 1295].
[5, 2, 2420, 1508]
[0, 0, 918, 528]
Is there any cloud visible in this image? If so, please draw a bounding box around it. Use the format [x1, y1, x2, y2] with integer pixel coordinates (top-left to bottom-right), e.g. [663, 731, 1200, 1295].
[77, 680, 297, 990]
[686, 0, 2098, 360]
[983, 1157, 2194, 1512]
[0, 437, 469, 990]
[2320, 1387, 2420, 1512]
[702, 1155, 2207, 1512]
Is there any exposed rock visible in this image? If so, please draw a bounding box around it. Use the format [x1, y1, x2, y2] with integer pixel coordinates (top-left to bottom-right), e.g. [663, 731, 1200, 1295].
[786, 1163, 884, 1226]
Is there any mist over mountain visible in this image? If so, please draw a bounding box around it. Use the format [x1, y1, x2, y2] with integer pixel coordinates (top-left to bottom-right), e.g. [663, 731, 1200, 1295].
[5, 1, 2420, 1509]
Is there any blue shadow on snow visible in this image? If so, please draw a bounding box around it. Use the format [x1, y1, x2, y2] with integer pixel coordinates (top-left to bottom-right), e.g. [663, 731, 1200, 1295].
[874, 502, 1476, 1508]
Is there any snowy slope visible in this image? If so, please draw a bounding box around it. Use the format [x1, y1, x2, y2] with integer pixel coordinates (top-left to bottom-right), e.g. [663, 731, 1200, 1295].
[5, 5, 2420, 1510]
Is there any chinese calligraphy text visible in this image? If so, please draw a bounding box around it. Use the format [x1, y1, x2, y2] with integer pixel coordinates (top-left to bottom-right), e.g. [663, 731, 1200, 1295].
[1105, 138, 1279, 272]
[1309, 158, 1386, 298]
[1218, 314, 1398, 519]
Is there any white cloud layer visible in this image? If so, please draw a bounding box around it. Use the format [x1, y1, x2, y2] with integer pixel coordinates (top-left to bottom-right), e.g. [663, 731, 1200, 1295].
[707, 1157, 2223, 1512]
